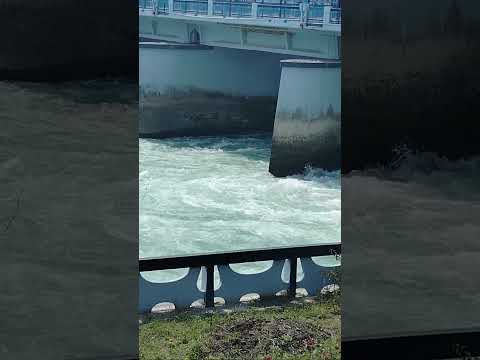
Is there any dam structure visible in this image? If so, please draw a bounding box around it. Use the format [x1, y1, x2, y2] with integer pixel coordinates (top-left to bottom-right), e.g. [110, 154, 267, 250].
[139, 0, 341, 176]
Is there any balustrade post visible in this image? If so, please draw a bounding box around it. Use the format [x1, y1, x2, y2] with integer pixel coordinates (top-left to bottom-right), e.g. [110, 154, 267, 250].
[288, 257, 297, 299]
[205, 265, 215, 308]
[323, 4, 331, 25]
[252, 2, 258, 18]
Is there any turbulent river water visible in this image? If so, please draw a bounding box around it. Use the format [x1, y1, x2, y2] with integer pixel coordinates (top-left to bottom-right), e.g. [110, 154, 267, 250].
[139, 135, 341, 279]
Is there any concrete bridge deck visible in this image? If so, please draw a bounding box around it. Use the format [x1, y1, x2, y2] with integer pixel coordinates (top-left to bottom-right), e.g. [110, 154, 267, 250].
[139, 0, 341, 57]
[140, 0, 341, 31]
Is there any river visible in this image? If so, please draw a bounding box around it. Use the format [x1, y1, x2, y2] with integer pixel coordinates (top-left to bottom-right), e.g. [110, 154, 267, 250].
[139, 134, 341, 280]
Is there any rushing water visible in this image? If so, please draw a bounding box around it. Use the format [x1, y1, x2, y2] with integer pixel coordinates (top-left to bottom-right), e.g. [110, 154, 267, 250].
[139, 134, 341, 279]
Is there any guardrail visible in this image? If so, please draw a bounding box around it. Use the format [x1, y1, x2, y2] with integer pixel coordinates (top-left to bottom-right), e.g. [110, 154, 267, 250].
[213, 1, 252, 17]
[139, 243, 341, 312]
[139, 0, 154, 9]
[155, 0, 169, 13]
[306, 5, 324, 25]
[173, 0, 208, 15]
[257, 2, 300, 19]
[140, 0, 342, 27]
[330, 6, 341, 24]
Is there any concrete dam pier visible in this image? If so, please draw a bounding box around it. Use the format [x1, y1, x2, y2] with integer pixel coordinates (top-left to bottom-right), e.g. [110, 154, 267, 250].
[139, 43, 285, 137]
[269, 59, 341, 176]
[139, 0, 341, 175]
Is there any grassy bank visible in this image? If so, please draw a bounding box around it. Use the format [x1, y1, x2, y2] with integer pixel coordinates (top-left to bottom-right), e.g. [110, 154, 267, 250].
[139, 296, 340, 360]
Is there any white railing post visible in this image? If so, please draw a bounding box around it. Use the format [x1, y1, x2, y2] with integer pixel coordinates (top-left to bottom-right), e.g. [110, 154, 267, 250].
[168, 0, 174, 14]
[300, 3, 308, 27]
[323, 3, 331, 25]
[252, 2, 258, 18]
[208, 0, 213, 16]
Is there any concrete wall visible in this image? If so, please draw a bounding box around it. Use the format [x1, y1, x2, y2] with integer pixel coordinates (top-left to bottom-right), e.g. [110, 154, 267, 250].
[139, 43, 289, 137]
[139, 257, 340, 312]
[269, 60, 341, 176]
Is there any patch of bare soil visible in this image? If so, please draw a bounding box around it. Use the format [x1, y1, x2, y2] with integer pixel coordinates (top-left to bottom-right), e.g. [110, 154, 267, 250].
[202, 318, 333, 359]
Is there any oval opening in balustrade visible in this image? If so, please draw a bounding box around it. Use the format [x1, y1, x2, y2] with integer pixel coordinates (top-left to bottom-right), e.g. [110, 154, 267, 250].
[275, 288, 309, 298]
[240, 293, 260, 303]
[281, 259, 304, 283]
[229, 260, 273, 274]
[320, 284, 340, 295]
[197, 266, 221, 291]
[296, 288, 308, 297]
[190, 297, 225, 309]
[140, 268, 190, 283]
[311, 255, 341, 267]
[151, 302, 176, 314]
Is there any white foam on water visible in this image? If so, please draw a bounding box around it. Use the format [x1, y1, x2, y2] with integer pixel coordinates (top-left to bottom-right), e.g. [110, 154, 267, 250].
[140, 136, 341, 280]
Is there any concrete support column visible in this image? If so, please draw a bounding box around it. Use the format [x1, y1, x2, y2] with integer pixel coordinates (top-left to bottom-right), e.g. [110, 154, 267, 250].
[139, 42, 286, 137]
[269, 59, 341, 177]
[168, 0, 174, 14]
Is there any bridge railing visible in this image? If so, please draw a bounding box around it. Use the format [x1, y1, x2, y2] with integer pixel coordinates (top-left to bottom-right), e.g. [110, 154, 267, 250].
[173, 0, 208, 15]
[306, 5, 324, 24]
[257, 2, 300, 19]
[147, 0, 341, 27]
[329, 6, 341, 24]
[155, 0, 169, 13]
[139, 243, 341, 311]
[213, 1, 252, 18]
[139, 0, 154, 9]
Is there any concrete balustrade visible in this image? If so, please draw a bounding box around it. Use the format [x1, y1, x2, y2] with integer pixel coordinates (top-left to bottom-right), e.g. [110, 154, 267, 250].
[139, 257, 340, 312]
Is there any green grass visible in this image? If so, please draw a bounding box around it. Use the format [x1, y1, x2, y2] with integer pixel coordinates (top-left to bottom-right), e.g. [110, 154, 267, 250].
[139, 296, 340, 360]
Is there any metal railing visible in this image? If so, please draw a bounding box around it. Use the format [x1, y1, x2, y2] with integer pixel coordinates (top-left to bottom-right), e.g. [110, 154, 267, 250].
[213, 1, 252, 18]
[257, 2, 300, 19]
[156, 0, 169, 13]
[306, 5, 324, 25]
[142, 0, 341, 27]
[139, 0, 154, 9]
[173, 0, 208, 15]
[330, 6, 341, 24]
[139, 242, 341, 309]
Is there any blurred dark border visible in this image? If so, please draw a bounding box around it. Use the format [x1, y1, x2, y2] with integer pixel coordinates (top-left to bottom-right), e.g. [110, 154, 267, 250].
[0, 1, 138, 81]
[1, 1, 139, 359]
[342, 0, 480, 173]
[343, 329, 480, 359]
[342, 0, 480, 358]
